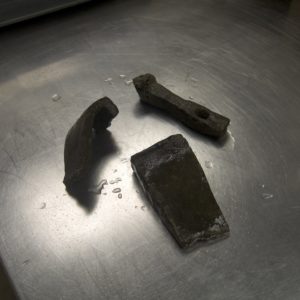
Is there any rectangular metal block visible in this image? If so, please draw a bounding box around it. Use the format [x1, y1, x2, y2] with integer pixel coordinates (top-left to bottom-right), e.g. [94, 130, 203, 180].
[131, 134, 229, 249]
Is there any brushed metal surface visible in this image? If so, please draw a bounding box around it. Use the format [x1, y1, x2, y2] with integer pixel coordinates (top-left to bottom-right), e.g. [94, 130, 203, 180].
[0, 0, 300, 299]
[0, 0, 91, 27]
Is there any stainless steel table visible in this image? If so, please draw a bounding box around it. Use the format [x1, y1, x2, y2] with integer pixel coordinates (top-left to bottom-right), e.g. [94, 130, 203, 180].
[0, 0, 91, 27]
[0, 0, 300, 299]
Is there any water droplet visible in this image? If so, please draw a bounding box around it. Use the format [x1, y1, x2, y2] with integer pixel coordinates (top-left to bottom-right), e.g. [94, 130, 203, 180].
[261, 184, 265, 188]
[40, 202, 46, 209]
[118, 193, 122, 199]
[52, 94, 61, 101]
[205, 161, 213, 169]
[119, 74, 126, 78]
[125, 80, 132, 86]
[110, 177, 122, 184]
[104, 77, 112, 82]
[189, 96, 194, 100]
[88, 179, 108, 194]
[262, 193, 274, 199]
[112, 188, 121, 193]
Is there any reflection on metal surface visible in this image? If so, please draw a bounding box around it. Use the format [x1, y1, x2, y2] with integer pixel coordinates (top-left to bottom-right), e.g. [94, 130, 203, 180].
[0, 0, 300, 299]
[0, 0, 91, 27]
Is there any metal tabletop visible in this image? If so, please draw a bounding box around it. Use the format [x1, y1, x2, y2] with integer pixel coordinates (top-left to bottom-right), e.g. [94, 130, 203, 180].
[0, 0, 300, 299]
[0, 0, 91, 28]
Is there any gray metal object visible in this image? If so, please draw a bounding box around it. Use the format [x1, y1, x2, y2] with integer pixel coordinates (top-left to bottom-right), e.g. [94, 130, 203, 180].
[0, 0, 300, 299]
[131, 134, 229, 249]
[133, 74, 230, 138]
[63, 97, 119, 186]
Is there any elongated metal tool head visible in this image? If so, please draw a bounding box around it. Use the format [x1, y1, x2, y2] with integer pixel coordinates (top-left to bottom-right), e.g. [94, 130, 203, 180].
[133, 74, 230, 138]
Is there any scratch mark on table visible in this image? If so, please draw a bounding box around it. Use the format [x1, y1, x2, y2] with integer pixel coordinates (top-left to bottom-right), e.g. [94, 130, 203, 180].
[2, 148, 17, 171]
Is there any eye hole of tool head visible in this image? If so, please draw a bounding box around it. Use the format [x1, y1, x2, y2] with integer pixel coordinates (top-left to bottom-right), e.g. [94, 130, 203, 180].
[196, 109, 209, 119]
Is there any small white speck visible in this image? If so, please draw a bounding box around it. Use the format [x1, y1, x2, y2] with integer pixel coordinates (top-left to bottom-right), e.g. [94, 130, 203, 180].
[52, 94, 61, 101]
[205, 161, 213, 169]
[104, 77, 112, 82]
[125, 80, 132, 86]
[189, 96, 194, 100]
[190, 77, 198, 82]
[262, 184, 265, 188]
[110, 178, 122, 184]
[262, 193, 274, 199]
[119, 74, 126, 78]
